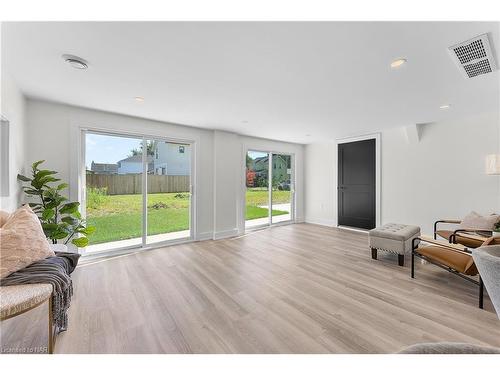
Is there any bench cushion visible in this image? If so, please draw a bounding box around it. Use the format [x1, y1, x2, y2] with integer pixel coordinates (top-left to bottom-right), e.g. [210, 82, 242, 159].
[0, 284, 53, 320]
[369, 223, 420, 241]
[369, 223, 421, 255]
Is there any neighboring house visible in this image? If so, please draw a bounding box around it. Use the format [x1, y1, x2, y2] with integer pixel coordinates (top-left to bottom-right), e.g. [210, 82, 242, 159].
[117, 155, 154, 174]
[153, 142, 190, 175]
[90, 161, 118, 174]
[251, 155, 289, 181]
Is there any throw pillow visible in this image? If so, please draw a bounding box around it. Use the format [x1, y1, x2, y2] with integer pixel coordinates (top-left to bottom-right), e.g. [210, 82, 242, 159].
[0, 210, 10, 227]
[0, 205, 55, 279]
[458, 211, 500, 231]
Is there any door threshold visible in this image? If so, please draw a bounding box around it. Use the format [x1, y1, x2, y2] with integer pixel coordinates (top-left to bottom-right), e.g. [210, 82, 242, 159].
[79, 237, 194, 264]
[337, 225, 370, 234]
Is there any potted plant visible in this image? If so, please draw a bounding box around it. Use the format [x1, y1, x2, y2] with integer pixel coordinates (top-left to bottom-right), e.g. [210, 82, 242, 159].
[18, 160, 95, 251]
[493, 220, 500, 238]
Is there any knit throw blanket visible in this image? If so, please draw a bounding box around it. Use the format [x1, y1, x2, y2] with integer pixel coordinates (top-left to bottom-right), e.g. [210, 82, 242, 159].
[0, 252, 80, 333]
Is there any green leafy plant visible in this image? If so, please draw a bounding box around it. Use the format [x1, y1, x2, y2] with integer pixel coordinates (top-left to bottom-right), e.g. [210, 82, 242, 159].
[17, 160, 95, 247]
[494, 220, 500, 233]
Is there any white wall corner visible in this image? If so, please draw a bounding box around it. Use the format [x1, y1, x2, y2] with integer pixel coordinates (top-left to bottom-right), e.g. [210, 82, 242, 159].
[403, 124, 421, 144]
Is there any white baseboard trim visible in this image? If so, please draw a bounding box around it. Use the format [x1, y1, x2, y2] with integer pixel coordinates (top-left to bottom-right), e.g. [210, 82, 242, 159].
[304, 217, 337, 227]
[213, 228, 239, 240]
[196, 231, 213, 241]
[295, 216, 305, 223]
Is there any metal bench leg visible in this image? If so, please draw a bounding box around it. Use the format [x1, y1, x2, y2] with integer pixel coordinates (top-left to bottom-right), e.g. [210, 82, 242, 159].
[371, 247, 377, 260]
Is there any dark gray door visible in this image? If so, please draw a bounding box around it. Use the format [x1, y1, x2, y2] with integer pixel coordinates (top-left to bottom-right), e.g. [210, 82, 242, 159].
[338, 139, 376, 229]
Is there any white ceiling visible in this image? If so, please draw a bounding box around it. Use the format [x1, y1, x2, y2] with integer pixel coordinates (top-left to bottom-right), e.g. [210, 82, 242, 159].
[2, 21, 499, 143]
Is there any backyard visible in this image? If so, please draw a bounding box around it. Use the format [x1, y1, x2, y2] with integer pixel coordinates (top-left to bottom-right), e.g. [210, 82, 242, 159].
[86, 188, 290, 244]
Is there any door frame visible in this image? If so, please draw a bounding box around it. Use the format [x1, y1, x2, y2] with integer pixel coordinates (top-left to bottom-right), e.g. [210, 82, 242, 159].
[335, 133, 381, 229]
[77, 127, 196, 257]
[242, 148, 296, 232]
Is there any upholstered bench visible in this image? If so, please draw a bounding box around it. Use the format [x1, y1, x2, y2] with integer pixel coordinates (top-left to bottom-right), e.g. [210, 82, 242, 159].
[369, 223, 420, 266]
[0, 284, 54, 353]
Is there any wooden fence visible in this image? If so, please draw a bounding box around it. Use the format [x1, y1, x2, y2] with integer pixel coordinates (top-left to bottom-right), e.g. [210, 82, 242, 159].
[86, 174, 190, 195]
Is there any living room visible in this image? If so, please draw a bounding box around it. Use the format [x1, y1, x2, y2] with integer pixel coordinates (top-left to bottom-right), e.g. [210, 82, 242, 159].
[1, 1, 499, 373]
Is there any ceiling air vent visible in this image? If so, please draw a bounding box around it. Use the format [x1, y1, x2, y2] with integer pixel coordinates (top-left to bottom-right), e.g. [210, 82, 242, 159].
[448, 33, 497, 78]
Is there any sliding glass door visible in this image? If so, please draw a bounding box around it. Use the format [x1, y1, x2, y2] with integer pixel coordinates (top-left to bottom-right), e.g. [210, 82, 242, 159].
[84, 131, 192, 254]
[245, 150, 294, 230]
[146, 140, 191, 245]
[245, 151, 271, 228]
[85, 133, 144, 252]
[271, 153, 292, 224]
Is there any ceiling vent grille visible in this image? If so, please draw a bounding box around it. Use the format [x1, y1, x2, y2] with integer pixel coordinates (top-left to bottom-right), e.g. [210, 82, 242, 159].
[449, 33, 497, 78]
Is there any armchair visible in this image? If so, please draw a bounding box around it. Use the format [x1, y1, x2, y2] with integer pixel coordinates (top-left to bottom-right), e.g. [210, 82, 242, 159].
[434, 219, 491, 248]
[411, 235, 484, 308]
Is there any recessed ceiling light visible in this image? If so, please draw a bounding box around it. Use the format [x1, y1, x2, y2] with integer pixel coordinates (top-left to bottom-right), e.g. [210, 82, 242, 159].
[134, 96, 145, 102]
[62, 54, 88, 70]
[390, 58, 407, 69]
[439, 104, 451, 110]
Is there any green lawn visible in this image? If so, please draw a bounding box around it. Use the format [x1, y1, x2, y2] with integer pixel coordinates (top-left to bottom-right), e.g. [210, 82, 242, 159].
[86, 190, 290, 245]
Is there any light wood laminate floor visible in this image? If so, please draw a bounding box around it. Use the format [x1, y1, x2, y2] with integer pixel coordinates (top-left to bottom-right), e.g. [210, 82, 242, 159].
[2, 224, 499, 353]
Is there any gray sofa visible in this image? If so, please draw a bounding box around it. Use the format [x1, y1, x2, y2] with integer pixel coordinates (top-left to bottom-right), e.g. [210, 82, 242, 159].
[472, 244, 500, 319]
[399, 342, 500, 354]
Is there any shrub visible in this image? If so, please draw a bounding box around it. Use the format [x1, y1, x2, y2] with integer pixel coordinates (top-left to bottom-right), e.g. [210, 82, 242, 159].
[174, 193, 189, 199]
[148, 202, 169, 210]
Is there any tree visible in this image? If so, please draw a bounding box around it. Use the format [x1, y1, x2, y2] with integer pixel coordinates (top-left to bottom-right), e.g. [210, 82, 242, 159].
[129, 141, 155, 157]
[246, 154, 253, 169]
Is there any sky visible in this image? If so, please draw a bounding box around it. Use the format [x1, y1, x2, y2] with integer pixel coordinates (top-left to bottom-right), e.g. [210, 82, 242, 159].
[85, 133, 142, 168]
[248, 150, 268, 160]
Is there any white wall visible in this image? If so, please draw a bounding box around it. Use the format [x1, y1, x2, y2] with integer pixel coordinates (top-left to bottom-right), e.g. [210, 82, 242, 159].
[25, 99, 304, 241]
[0, 68, 26, 211]
[213, 131, 241, 238]
[304, 142, 336, 227]
[305, 112, 500, 234]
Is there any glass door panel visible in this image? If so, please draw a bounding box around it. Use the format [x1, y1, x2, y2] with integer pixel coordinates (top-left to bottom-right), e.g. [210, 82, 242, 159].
[245, 151, 270, 228]
[85, 132, 143, 253]
[146, 140, 191, 244]
[271, 153, 292, 223]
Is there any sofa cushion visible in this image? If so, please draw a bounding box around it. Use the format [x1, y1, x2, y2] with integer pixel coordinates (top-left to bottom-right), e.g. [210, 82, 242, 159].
[0, 205, 55, 279]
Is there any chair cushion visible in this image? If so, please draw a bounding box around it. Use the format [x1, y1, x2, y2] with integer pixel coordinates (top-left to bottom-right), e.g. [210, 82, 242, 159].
[0, 284, 53, 320]
[435, 230, 484, 248]
[416, 245, 477, 275]
[0, 205, 55, 279]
